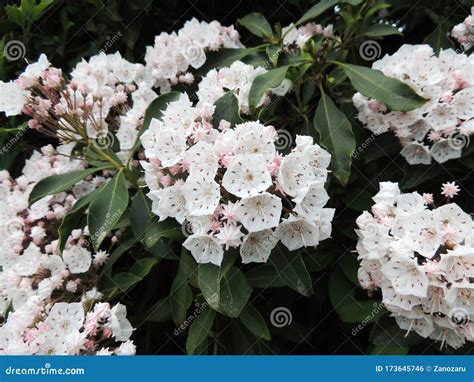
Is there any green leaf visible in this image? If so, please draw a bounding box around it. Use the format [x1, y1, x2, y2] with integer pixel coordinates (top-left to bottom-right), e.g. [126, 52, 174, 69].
[29, 167, 108, 204]
[238, 12, 272, 38]
[198, 263, 223, 312]
[296, 0, 338, 26]
[314, 90, 355, 185]
[57, 189, 100, 252]
[57, 206, 86, 253]
[336, 62, 428, 111]
[199, 47, 263, 72]
[170, 252, 194, 325]
[268, 246, 313, 297]
[100, 231, 136, 277]
[198, 264, 252, 318]
[424, 27, 453, 55]
[219, 267, 253, 318]
[246, 264, 286, 288]
[131, 91, 181, 152]
[329, 266, 356, 307]
[103, 257, 158, 294]
[145, 297, 172, 322]
[362, 23, 402, 37]
[239, 304, 271, 340]
[212, 92, 243, 128]
[130, 188, 183, 248]
[88, 170, 129, 250]
[340, 255, 359, 285]
[249, 66, 289, 113]
[186, 306, 216, 354]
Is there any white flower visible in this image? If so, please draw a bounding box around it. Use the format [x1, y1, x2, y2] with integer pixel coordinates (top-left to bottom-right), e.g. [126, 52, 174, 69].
[440, 181, 460, 199]
[233, 122, 276, 161]
[0, 81, 25, 116]
[184, 141, 219, 177]
[45, 303, 85, 335]
[240, 229, 276, 263]
[278, 216, 320, 251]
[215, 224, 244, 250]
[453, 87, 474, 120]
[148, 184, 187, 223]
[109, 304, 133, 342]
[115, 340, 136, 355]
[63, 246, 92, 273]
[142, 121, 186, 167]
[293, 182, 329, 219]
[382, 255, 429, 298]
[430, 139, 462, 163]
[182, 174, 221, 216]
[222, 154, 272, 198]
[235, 192, 282, 232]
[183, 234, 224, 265]
[400, 143, 432, 165]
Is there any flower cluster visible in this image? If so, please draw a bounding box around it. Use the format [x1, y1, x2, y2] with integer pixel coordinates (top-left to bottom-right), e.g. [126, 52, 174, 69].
[452, 8, 474, 51]
[145, 18, 242, 90]
[282, 22, 334, 48]
[353, 44, 474, 165]
[356, 182, 473, 349]
[140, 91, 334, 266]
[0, 145, 135, 354]
[0, 19, 242, 160]
[196, 61, 292, 114]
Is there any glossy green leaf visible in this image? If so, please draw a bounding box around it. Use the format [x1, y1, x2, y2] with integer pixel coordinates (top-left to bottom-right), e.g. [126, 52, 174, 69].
[238, 12, 272, 37]
[29, 167, 108, 204]
[296, 0, 338, 26]
[246, 264, 286, 288]
[186, 306, 216, 354]
[314, 90, 355, 185]
[336, 62, 428, 111]
[88, 170, 129, 250]
[249, 66, 289, 113]
[268, 246, 313, 297]
[239, 304, 271, 341]
[212, 92, 243, 128]
[219, 267, 253, 318]
[198, 264, 252, 318]
[362, 23, 402, 37]
[103, 257, 158, 294]
[129, 188, 182, 248]
[170, 252, 194, 325]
